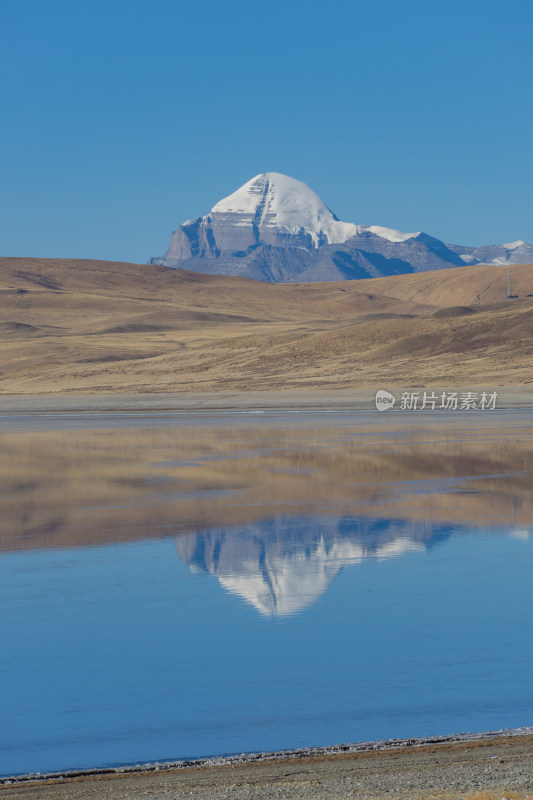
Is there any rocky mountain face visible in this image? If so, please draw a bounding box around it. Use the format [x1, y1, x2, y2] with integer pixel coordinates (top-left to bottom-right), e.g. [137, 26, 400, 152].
[150, 173, 533, 282]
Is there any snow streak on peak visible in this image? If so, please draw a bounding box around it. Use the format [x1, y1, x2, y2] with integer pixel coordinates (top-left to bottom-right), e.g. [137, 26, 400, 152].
[363, 224, 420, 243]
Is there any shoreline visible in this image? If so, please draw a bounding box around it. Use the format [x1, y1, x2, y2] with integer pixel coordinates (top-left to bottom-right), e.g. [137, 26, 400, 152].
[0, 726, 533, 787]
[2, 728, 532, 799]
[1, 385, 533, 414]
[2, 726, 533, 785]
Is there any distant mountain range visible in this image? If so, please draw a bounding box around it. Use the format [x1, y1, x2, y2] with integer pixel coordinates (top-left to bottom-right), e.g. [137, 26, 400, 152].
[150, 172, 533, 282]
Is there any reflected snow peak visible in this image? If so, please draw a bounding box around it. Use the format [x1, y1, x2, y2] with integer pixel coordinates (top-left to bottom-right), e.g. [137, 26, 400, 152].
[174, 516, 445, 616]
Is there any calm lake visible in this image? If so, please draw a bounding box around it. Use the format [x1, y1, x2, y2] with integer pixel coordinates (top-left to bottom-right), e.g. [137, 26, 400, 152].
[1, 410, 532, 776]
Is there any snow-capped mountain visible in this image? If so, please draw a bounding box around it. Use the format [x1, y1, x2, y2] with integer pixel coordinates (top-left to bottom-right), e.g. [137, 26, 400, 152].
[150, 172, 533, 282]
[211, 172, 361, 248]
[447, 240, 533, 266]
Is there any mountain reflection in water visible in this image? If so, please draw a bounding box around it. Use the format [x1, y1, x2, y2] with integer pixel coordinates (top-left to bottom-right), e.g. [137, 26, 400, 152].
[175, 516, 456, 616]
[2, 412, 533, 778]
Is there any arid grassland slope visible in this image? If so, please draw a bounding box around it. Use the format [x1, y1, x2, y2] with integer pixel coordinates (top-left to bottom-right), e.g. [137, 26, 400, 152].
[1, 257, 533, 393]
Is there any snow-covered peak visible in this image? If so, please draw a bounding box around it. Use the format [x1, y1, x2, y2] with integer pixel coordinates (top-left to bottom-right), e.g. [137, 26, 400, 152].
[211, 172, 315, 216]
[210, 172, 420, 247]
[503, 240, 526, 250]
[212, 172, 331, 221]
[211, 172, 358, 246]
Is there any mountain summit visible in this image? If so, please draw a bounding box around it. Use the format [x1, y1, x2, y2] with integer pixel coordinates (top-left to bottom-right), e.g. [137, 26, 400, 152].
[150, 173, 533, 282]
[210, 172, 362, 247]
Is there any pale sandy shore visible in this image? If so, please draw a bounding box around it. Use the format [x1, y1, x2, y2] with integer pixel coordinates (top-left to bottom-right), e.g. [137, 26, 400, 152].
[1, 386, 533, 413]
[1, 730, 533, 800]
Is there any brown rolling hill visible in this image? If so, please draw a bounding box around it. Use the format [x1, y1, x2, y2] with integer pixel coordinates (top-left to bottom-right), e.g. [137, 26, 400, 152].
[1, 256, 533, 393]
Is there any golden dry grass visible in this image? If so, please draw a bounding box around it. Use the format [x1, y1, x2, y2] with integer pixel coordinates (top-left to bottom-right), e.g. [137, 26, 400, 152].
[1, 257, 533, 393]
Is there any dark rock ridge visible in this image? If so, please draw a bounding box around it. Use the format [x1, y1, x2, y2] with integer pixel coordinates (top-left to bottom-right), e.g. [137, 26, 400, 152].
[150, 172, 533, 282]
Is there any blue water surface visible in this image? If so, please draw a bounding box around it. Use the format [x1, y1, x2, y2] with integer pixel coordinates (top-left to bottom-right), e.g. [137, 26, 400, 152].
[1, 518, 532, 776]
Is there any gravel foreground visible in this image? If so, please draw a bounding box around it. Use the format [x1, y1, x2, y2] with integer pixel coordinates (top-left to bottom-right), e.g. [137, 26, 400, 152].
[2, 730, 533, 800]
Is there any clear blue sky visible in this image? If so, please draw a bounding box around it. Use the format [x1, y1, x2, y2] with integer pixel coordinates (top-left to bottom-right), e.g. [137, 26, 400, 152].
[1, 0, 532, 263]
